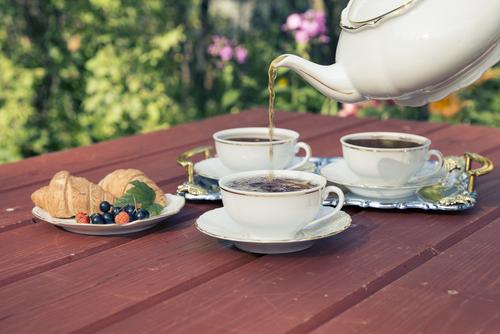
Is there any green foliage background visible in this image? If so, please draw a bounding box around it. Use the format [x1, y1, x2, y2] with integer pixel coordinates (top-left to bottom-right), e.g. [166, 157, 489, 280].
[0, 0, 498, 164]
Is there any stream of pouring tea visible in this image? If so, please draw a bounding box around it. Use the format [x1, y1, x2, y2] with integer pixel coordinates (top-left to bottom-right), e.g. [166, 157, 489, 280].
[267, 56, 288, 179]
[267, 61, 277, 164]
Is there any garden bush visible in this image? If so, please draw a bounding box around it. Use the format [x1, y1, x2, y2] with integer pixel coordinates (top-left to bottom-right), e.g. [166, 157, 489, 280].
[0, 0, 498, 164]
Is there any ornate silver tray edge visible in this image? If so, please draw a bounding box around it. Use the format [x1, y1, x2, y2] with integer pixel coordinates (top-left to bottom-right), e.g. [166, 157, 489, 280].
[176, 149, 493, 211]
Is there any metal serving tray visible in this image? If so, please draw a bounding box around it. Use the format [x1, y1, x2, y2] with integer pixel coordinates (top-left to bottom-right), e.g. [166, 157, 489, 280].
[176, 147, 493, 211]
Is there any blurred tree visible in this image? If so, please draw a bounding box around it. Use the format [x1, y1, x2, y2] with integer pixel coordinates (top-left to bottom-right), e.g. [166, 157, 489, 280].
[0, 0, 498, 164]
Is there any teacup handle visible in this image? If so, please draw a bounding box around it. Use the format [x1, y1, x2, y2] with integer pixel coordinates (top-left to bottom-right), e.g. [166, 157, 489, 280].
[409, 149, 444, 183]
[323, 185, 344, 211]
[287, 142, 312, 170]
[301, 186, 345, 233]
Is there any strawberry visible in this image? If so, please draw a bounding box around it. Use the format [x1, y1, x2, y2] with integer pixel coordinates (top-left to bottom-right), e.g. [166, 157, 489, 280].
[75, 212, 89, 224]
[115, 211, 130, 225]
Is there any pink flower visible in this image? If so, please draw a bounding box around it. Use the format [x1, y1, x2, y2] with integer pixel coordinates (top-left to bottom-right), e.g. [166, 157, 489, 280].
[207, 44, 219, 56]
[207, 35, 228, 57]
[313, 11, 326, 25]
[283, 9, 330, 45]
[219, 45, 233, 62]
[207, 35, 248, 65]
[234, 46, 248, 64]
[284, 13, 302, 31]
[301, 19, 321, 37]
[338, 100, 381, 117]
[303, 9, 316, 20]
[338, 103, 360, 117]
[294, 30, 310, 44]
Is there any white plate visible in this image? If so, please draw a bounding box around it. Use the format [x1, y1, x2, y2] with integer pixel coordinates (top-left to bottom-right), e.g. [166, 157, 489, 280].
[195, 206, 351, 254]
[320, 158, 446, 199]
[194, 156, 316, 180]
[32, 194, 185, 235]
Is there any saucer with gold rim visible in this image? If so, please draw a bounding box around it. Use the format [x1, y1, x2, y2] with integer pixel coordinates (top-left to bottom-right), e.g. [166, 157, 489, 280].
[195, 206, 351, 254]
[194, 156, 315, 180]
[320, 158, 446, 199]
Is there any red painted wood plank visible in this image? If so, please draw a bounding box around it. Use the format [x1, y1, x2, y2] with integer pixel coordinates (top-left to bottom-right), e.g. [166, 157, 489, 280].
[96, 185, 500, 334]
[0, 201, 212, 287]
[93, 131, 500, 334]
[0, 114, 369, 282]
[0, 116, 369, 285]
[0, 216, 258, 334]
[0, 115, 450, 332]
[312, 217, 500, 334]
[0, 114, 497, 333]
[0, 115, 430, 240]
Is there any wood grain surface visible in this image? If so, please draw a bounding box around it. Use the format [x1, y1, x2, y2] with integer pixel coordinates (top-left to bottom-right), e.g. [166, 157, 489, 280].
[312, 217, 500, 334]
[0, 110, 499, 334]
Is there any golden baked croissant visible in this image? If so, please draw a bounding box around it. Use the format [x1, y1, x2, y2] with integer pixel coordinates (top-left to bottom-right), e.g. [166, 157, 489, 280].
[31, 171, 116, 218]
[98, 169, 166, 206]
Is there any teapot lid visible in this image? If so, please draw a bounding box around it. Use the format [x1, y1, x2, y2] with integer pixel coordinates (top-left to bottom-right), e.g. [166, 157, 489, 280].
[342, 0, 416, 30]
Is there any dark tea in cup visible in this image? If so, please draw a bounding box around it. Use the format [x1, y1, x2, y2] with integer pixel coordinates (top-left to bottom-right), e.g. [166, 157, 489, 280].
[225, 176, 317, 193]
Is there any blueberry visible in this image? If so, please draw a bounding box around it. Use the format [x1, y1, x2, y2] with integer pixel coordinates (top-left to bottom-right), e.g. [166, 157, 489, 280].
[111, 206, 122, 216]
[128, 212, 136, 222]
[91, 214, 105, 224]
[103, 212, 115, 224]
[99, 201, 111, 213]
[124, 205, 135, 214]
[135, 209, 150, 220]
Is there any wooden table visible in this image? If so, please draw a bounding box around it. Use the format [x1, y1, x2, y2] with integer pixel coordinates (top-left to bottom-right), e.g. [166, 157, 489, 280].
[1, 109, 499, 334]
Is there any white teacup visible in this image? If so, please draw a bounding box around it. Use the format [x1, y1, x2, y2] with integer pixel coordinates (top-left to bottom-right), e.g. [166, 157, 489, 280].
[219, 170, 344, 240]
[340, 132, 444, 186]
[213, 127, 312, 171]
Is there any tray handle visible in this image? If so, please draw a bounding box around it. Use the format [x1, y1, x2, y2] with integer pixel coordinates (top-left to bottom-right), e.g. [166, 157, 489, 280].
[176, 146, 213, 195]
[464, 152, 494, 192]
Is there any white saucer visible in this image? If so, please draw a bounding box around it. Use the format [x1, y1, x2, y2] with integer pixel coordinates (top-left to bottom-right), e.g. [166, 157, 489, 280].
[195, 206, 351, 254]
[32, 194, 185, 235]
[320, 158, 446, 199]
[194, 156, 316, 180]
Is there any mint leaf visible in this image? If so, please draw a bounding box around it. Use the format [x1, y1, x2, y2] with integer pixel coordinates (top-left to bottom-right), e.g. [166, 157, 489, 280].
[144, 203, 163, 216]
[128, 180, 156, 203]
[114, 181, 163, 216]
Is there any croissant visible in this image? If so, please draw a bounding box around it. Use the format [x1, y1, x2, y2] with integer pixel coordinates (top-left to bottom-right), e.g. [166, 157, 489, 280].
[31, 171, 116, 218]
[98, 169, 166, 206]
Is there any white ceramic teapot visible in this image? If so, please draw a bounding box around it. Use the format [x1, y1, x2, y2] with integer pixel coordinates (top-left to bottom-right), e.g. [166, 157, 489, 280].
[273, 0, 500, 106]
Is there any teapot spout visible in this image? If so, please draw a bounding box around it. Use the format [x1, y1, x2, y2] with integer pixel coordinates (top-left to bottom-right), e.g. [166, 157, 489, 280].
[272, 54, 364, 103]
